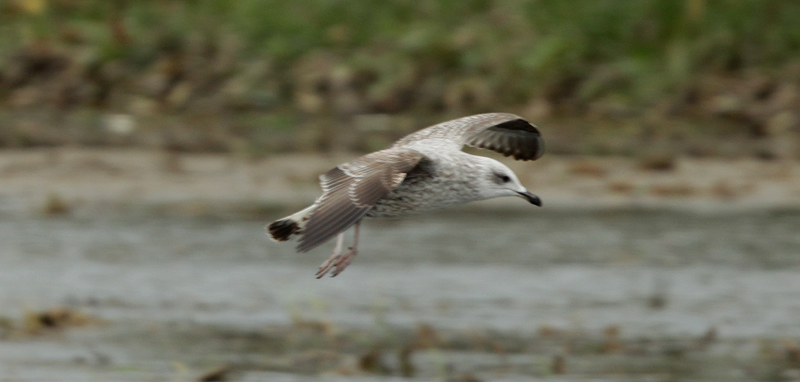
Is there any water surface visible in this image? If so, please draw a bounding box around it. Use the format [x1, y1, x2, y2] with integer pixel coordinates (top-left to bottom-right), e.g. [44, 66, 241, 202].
[1, 209, 799, 381]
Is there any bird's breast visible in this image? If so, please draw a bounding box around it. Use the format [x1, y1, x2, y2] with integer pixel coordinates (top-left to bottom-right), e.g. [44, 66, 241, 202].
[365, 166, 479, 219]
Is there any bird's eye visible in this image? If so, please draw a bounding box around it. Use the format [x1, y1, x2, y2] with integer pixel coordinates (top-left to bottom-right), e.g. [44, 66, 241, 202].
[499, 174, 511, 183]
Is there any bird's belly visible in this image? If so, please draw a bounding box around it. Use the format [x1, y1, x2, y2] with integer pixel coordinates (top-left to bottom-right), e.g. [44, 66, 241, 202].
[367, 197, 440, 219]
[365, 181, 473, 219]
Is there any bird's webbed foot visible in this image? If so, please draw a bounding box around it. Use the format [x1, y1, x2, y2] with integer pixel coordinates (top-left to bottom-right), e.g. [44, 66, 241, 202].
[316, 247, 357, 278]
[314, 222, 361, 279]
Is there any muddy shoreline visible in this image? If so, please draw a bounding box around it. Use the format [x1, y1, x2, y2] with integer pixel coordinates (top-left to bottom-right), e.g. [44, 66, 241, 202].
[2, 149, 800, 380]
[1, 148, 799, 219]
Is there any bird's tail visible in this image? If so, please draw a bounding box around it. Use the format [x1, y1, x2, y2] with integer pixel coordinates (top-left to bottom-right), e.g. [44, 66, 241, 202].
[266, 205, 314, 242]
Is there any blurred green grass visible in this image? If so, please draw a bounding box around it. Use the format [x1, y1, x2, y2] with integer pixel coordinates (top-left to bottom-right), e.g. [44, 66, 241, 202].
[1, 0, 799, 156]
[3, 0, 798, 104]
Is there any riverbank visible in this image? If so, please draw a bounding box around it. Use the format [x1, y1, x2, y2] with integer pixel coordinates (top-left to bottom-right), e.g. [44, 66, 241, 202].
[2, 148, 799, 218]
[3, 2, 800, 159]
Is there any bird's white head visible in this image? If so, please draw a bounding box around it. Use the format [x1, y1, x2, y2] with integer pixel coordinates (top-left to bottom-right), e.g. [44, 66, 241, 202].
[473, 157, 541, 206]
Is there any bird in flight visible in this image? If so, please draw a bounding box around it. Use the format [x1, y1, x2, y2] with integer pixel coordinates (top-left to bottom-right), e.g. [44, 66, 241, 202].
[267, 113, 545, 278]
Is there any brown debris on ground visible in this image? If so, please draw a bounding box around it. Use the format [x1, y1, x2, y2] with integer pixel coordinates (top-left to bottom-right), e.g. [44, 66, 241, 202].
[197, 365, 233, 382]
[22, 307, 102, 335]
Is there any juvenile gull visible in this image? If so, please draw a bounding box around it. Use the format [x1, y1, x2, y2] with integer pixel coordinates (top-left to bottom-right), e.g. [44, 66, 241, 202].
[267, 113, 544, 278]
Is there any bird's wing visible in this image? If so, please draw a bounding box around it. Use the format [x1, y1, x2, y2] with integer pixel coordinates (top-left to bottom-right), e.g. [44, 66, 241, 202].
[391, 113, 544, 161]
[296, 148, 426, 252]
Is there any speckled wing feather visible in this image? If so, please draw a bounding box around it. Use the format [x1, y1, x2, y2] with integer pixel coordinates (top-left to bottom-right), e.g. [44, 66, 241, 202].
[391, 113, 544, 161]
[296, 148, 425, 252]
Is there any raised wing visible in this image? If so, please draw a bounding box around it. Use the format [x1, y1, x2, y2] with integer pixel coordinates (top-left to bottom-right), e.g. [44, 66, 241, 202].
[296, 148, 425, 252]
[391, 113, 544, 161]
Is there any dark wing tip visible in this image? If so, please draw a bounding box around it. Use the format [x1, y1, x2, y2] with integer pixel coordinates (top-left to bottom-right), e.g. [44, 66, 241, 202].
[513, 134, 545, 161]
[494, 118, 541, 134]
[469, 118, 545, 161]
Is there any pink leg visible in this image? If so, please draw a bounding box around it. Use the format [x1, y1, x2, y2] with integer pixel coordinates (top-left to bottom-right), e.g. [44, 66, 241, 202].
[315, 222, 360, 278]
[316, 232, 344, 279]
[331, 222, 359, 277]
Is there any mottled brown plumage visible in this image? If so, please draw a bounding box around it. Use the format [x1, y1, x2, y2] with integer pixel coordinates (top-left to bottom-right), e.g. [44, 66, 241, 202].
[297, 149, 424, 252]
[267, 112, 545, 277]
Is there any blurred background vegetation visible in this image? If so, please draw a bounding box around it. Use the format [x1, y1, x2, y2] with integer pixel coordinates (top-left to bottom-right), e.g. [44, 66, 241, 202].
[1, 0, 800, 158]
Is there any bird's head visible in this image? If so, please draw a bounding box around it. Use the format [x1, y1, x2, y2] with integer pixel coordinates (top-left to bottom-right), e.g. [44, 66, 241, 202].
[474, 157, 541, 206]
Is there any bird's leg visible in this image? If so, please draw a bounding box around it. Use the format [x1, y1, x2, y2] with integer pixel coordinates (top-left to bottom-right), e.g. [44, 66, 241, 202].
[315, 223, 361, 278]
[331, 222, 359, 277]
[315, 232, 345, 279]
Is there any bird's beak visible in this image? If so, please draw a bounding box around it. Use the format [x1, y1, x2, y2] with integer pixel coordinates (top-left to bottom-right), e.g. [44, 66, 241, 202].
[517, 191, 542, 207]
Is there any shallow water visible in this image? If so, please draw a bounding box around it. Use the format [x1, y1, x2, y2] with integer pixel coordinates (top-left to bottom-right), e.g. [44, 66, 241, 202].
[1, 209, 800, 380]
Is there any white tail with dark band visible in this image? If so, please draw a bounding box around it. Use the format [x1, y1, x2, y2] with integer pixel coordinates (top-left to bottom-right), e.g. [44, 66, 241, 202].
[266, 205, 314, 242]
